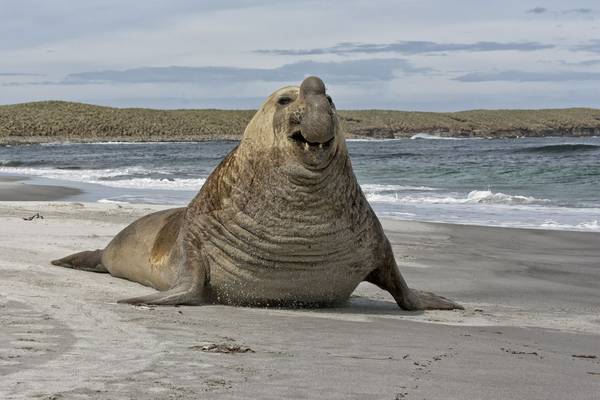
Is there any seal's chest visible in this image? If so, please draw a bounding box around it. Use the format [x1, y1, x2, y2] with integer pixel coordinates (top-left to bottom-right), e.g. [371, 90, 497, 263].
[208, 256, 369, 306]
[204, 228, 373, 305]
[199, 204, 376, 304]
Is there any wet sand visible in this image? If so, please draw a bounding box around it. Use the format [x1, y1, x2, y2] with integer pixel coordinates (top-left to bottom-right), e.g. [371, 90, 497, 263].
[0, 176, 81, 201]
[0, 200, 599, 399]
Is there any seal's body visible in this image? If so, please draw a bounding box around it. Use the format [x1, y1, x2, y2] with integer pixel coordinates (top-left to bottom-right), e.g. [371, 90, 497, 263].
[52, 77, 461, 310]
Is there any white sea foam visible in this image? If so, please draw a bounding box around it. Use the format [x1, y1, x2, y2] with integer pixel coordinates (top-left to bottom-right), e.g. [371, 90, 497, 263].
[464, 190, 548, 205]
[0, 165, 146, 179]
[386, 211, 417, 218]
[99, 195, 188, 205]
[346, 138, 404, 142]
[85, 141, 207, 145]
[360, 183, 440, 192]
[96, 177, 205, 190]
[97, 198, 128, 204]
[39, 142, 70, 146]
[540, 220, 600, 231]
[410, 133, 468, 140]
[0, 166, 205, 190]
[364, 189, 549, 206]
[39, 141, 202, 146]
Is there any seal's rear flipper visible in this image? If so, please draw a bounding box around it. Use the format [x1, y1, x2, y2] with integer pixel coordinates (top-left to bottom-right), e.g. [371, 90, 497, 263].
[117, 286, 202, 306]
[51, 249, 107, 273]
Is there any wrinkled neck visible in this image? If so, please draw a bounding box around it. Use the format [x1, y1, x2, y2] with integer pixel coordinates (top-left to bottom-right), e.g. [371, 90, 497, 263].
[237, 147, 355, 215]
[189, 140, 364, 235]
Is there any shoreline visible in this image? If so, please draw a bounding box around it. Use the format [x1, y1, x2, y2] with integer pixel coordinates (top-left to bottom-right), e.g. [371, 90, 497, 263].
[1, 200, 599, 399]
[1, 173, 599, 233]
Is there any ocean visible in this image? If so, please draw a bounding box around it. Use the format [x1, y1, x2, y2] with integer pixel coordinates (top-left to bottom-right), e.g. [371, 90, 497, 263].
[1, 136, 599, 232]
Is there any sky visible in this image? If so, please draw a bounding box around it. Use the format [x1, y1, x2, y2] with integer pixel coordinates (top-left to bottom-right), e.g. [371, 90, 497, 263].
[1, 0, 600, 110]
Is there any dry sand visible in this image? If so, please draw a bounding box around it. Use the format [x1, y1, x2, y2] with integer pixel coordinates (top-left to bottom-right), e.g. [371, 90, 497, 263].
[1, 198, 599, 399]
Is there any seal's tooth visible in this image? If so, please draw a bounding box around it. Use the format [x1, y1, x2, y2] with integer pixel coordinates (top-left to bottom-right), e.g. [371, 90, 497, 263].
[304, 142, 309, 151]
[319, 143, 323, 149]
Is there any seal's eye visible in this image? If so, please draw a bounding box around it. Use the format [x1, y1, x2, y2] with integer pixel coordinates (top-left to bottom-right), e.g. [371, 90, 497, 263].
[278, 96, 294, 106]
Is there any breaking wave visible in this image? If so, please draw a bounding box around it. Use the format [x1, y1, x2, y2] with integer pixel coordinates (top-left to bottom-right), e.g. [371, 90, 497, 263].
[346, 138, 404, 142]
[361, 184, 440, 193]
[0, 165, 205, 190]
[364, 189, 549, 206]
[410, 133, 468, 140]
[540, 220, 600, 231]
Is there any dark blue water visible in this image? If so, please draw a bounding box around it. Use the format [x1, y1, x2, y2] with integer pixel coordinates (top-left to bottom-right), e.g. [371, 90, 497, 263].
[1, 136, 599, 231]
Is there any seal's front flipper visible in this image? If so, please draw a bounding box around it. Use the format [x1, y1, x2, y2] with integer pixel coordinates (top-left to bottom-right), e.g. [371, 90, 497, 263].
[366, 266, 463, 310]
[409, 289, 463, 310]
[365, 243, 463, 311]
[51, 249, 107, 273]
[117, 285, 203, 306]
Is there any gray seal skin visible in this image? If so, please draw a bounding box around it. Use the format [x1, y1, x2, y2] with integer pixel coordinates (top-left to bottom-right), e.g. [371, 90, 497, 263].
[52, 76, 462, 311]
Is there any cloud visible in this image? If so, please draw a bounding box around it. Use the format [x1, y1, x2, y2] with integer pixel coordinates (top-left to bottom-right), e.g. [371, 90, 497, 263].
[559, 59, 600, 66]
[0, 72, 44, 77]
[0, 0, 279, 51]
[2, 81, 55, 87]
[454, 70, 600, 82]
[25, 59, 430, 86]
[255, 41, 554, 56]
[526, 7, 594, 16]
[563, 8, 593, 14]
[573, 40, 600, 53]
[527, 7, 548, 14]
[92, 96, 268, 109]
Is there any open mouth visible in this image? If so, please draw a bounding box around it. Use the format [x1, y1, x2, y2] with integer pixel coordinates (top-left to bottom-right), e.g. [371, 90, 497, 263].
[289, 131, 334, 150]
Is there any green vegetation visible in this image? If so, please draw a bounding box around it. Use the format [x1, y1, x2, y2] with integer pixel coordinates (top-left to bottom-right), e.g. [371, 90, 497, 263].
[1, 101, 599, 144]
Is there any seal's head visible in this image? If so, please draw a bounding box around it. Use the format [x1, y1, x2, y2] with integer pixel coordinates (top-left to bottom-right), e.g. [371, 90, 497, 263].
[241, 76, 344, 170]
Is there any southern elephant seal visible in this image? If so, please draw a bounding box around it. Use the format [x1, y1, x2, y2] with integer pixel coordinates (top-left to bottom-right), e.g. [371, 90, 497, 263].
[52, 76, 462, 310]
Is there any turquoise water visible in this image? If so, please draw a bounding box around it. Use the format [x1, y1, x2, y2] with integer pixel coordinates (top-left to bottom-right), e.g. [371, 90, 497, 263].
[1, 136, 599, 231]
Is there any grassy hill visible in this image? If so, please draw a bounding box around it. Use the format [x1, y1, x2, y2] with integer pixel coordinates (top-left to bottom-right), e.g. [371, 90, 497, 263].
[1, 101, 600, 144]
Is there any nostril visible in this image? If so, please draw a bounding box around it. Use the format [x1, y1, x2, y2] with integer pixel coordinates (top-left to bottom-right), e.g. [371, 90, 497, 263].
[290, 108, 303, 125]
[326, 95, 333, 106]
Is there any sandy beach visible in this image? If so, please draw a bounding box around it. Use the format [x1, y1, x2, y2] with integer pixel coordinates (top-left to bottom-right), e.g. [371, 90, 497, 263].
[1, 184, 599, 399]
